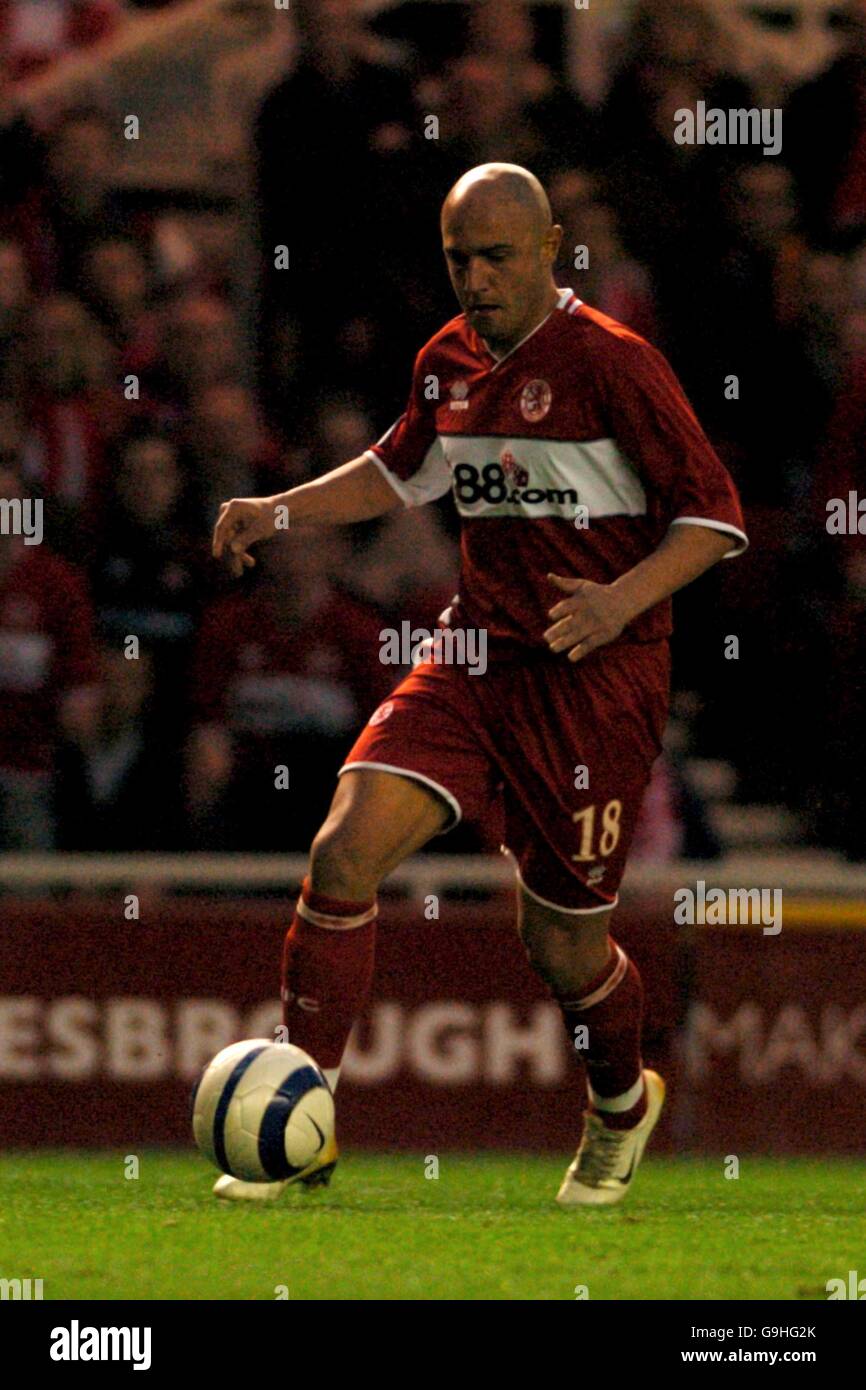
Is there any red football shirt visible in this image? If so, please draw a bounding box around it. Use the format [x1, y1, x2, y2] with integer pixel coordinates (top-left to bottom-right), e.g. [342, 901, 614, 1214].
[189, 586, 393, 735]
[0, 544, 98, 772]
[366, 289, 747, 652]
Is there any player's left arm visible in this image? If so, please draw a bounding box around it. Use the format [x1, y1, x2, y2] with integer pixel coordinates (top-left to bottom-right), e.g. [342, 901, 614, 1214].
[545, 333, 747, 662]
[544, 523, 731, 661]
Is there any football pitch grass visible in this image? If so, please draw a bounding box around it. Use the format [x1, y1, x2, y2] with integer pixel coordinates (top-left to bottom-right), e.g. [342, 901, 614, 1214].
[2, 1151, 863, 1301]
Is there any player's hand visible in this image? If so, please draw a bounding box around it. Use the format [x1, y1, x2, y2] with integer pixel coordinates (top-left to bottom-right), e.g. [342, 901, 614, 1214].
[212, 496, 278, 578]
[543, 575, 633, 662]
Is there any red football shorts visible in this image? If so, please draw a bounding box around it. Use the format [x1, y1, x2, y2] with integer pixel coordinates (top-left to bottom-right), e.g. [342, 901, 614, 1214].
[340, 640, 671, 913]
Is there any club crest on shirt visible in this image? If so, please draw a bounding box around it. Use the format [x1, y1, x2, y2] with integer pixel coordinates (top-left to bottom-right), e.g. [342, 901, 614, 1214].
[449, 380, 470, 411]
[520, 378, 552, 422]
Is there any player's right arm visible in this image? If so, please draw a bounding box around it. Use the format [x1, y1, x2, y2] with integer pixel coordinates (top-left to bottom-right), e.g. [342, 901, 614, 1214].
[212, 455, 403, 578]
[214, 340, 451, 577]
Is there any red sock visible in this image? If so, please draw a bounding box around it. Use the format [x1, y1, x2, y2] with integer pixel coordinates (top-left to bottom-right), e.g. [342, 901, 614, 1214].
[557, 938, 647, 1130]
[280, 877, 377, 1073]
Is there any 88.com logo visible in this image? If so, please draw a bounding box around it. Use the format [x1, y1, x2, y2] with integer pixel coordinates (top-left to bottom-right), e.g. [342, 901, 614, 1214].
[452, 462, 578, 512]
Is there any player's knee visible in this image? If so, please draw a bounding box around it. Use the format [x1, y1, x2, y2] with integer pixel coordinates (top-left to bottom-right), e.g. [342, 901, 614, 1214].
[518, 903, 612, 995]
[308, 821, 380, 901]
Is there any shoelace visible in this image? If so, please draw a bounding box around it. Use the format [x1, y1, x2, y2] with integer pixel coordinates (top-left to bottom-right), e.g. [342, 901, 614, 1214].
[575, 1116, 629, 1184]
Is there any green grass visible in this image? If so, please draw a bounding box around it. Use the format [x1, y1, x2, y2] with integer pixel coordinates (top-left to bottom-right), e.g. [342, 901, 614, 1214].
[1, 1151, 863, 1301]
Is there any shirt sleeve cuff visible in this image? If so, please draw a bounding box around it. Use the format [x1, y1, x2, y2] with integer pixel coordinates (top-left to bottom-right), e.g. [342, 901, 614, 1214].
[669, 516, 749, 558]
[363, 449, 414, 508]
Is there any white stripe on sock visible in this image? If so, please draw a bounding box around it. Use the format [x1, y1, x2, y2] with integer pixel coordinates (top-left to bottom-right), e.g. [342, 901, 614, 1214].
[297, 898, 378, 930]
[568, 943, 628, 1012]
[589, 1073, 645, 1113]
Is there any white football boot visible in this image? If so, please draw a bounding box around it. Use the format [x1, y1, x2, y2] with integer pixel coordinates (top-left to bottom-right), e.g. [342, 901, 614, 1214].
[556, 1069, 665, 1208]
[213, 1174, 289, 1202]
[212, 1132, 339, 1202]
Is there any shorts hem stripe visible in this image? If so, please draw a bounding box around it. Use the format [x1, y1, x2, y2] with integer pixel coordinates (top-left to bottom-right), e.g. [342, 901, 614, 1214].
[338, 761, 463, 828]
[512, 861, 619, 915]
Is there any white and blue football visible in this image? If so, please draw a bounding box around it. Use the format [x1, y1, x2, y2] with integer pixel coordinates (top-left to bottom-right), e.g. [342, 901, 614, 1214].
[192, 1039, 335, 1183]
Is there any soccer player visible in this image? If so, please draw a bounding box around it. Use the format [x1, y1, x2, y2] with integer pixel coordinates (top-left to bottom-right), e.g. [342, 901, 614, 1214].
[212, 164, 747, 1205]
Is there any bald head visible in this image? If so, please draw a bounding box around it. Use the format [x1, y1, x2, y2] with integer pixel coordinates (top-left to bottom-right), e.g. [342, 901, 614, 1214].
[442, 163, 553, 240]
[441, 164, 561, 356]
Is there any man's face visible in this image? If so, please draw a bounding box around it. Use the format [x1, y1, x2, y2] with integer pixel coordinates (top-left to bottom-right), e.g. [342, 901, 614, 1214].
[195, 384, 259, 459]
[87, 241, 147, 309]
[168, 297, 238, 385]
[118, 440, 180, 525]
[696, 0, 848, 87]
[301, 0, 366, 64]
[442, 195, 559, 352]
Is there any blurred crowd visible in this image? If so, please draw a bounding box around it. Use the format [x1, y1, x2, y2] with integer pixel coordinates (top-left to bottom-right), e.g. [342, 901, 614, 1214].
[0, 0, 181, 84]
[0, 0, 864, 859]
